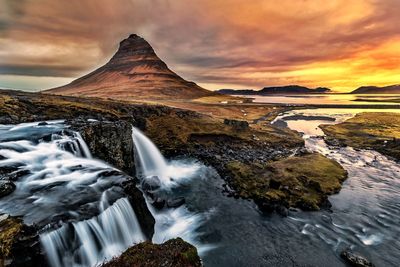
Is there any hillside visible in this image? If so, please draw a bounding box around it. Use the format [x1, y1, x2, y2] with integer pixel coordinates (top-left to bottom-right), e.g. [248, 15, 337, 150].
[351, 84, 400, 94]
[218, 85, 331, 95]
[46, 34, 216, 101]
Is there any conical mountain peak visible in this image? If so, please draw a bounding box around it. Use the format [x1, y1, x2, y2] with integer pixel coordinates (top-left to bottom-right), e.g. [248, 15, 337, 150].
[46, 34, 215, 100]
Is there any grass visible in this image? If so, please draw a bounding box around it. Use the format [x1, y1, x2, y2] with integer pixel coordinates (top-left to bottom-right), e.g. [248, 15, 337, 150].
[321, 112, 400, 160]
[226, 153, 348, 211]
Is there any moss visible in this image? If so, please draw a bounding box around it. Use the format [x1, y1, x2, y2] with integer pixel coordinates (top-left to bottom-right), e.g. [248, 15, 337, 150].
[0, 217, 23, 258]
[226, 153, 348, 211]
[101, 238, 201, 267]
[321, 112, 400, 160]
[144, 112, 303, 153]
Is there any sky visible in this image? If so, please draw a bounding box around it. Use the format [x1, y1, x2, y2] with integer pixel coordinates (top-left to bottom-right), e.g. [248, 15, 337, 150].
[0, 0, 399, 92]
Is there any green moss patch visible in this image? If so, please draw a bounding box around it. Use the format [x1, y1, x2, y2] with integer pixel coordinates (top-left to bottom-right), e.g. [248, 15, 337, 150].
[226, 153, 348, 211]
[101, 238, 201, 267]
[321, 112, 400, 160]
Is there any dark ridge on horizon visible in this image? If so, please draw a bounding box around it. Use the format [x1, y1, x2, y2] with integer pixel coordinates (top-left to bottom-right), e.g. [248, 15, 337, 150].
[351, 84, 400, 94]
[217, 85, 331, 95]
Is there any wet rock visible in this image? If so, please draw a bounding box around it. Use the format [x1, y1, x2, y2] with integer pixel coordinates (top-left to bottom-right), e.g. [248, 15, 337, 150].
[3, 170, 30, 182]
[70, 120, 135, 174]
[276, 205, 289, 217]
[340, 249, 375, 267]
[0, 181, 16, 198]
[0, 215, 44, 267]
[141, 176, 161, 192]
[122, 180, 155, 240]
[37, 122, 48, 126]
[152, 197, 166, 210]
[167, 197, 186, 208]
[100, 169, 122, 177]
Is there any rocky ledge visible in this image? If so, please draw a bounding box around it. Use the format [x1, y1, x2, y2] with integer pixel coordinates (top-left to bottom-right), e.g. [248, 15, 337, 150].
[101, 238, 201, 267]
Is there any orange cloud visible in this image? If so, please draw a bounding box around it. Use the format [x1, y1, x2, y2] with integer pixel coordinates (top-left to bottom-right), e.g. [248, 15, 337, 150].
[0, 0, 399, 92]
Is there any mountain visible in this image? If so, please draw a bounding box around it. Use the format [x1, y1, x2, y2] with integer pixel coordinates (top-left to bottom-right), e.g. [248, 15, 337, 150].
[217, 85, 331, 95]
[351, 84, 400, 94]
[46, 34, 215, 100]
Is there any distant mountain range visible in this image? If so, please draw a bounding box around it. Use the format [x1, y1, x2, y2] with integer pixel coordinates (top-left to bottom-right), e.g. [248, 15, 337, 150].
[46, 34, 216, 100]
[350, 84, 400, 94]
[218, 85, 331, 95]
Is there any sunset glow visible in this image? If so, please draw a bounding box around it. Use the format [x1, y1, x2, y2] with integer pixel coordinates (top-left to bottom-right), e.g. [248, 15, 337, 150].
[0, 0, 399, 92]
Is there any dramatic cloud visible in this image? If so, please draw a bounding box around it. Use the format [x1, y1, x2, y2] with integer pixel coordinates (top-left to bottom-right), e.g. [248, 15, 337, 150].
[0, 0, 399, 91]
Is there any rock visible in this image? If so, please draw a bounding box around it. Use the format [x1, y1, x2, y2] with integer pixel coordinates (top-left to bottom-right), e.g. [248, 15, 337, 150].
[340, 249, 375, 267]
[100, 169, 122, 177]
[141, 176, 161, 192]
[223, 119, 249, 130]
[152, 197, 166, 210]
[122, 180, 155, 240]
[101, 238, 201, 267]
[70, 120, 135, 174]
[0, 216, 44, 266]
[167, 197, 186, 208]
[276, 205, 289, 217]
[0, 180, 16, 198]
[37, 122, 48, 126]
[2, 169, 30, 182]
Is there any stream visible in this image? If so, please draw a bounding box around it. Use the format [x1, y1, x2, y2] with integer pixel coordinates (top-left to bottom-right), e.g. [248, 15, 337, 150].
[1, 110, 399, 266]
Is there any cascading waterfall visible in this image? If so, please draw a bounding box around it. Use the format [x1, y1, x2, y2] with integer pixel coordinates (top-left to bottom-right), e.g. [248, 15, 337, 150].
[131, 127, 168, 181]
[131, 126, 212, 253]
[0, 121, 147, 267]
[40, 198, 145, 267]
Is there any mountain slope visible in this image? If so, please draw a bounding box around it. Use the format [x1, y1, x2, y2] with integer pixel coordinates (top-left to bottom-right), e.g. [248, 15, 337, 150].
[351, 84, 400, 94]
[46, 34, 215, 100]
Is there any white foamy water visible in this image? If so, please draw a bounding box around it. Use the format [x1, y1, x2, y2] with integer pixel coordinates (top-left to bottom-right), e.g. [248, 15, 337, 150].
[40, 198, 145, 267]
[132, 126, 213, 254]
[0, 122, 146, 267]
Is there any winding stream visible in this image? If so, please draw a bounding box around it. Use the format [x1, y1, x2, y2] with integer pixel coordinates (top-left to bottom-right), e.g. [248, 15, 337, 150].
[1, 111, 399, 266]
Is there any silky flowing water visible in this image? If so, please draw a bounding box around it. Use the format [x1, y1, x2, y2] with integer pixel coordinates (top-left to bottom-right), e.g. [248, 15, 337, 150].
[1, 113, 399, 266]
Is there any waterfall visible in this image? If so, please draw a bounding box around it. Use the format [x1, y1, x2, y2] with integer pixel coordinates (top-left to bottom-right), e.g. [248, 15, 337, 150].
[40, 198, 145, 267]
[0, 121, 148, 267]
[131, 127, 168, 182]
[131, 126, 212, 254]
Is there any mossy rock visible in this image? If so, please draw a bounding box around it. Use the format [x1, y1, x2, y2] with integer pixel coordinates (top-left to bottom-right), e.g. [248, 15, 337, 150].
[321, 112, 400, 161]
[0, 216, 23, 259]
[226, 153, 348, 212]
[101, 238, 201, 267]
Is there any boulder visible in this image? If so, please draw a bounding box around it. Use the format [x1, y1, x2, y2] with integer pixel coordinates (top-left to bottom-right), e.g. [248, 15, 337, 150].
[141, 176, 161, 192]
[340, 249, 375, 267]
[0, 181, 16, 198]
[101, 238, 201, 267]
[167, 197, 186, 208]
[152, 197, 166, 210]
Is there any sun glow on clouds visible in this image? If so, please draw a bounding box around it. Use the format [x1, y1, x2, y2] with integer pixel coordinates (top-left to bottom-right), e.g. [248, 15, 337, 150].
[0, 0, 399, 92]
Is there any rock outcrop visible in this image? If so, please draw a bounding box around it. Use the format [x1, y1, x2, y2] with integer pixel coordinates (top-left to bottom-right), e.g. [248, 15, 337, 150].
[46, 34, 216, 101]
[0, 215, 44, 267]
[69, 119, 155, 239]
[101, 238, 201, 267]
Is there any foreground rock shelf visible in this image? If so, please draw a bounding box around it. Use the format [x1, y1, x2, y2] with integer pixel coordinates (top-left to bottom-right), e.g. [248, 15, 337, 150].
[101, 238, 201, 267]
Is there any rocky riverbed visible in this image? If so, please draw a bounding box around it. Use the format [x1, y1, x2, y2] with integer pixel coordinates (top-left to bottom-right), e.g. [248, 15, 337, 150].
[0, 90, 368, 266]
